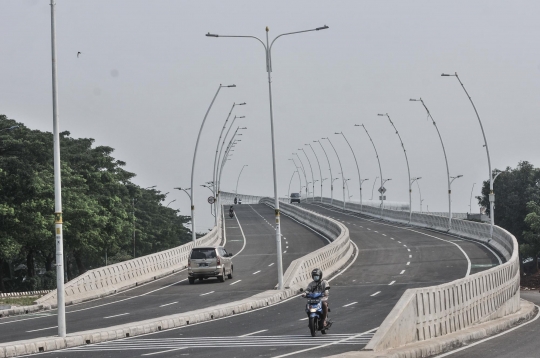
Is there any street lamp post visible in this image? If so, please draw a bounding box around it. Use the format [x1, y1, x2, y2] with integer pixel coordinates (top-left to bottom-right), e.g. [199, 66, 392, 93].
[49, 0, 66, 337]
[410, 98, 453, 230]
[442, 72, 495, 238]
[371, 176, 379, 200]
[166, 199, 176, 208]
[315, 140, 333, 204]
[212, 103, 246, 223]
[469, 183, 476, 213]
[293, 153, 309, 201]
[287, 170, 298, 200]
[411, 177, 422, 213]
[201, 185, 215, 217]
[356, 124, 385, 217]
[190, 84, 235, 242]
[336, 132, 363, 212]
[288, 159, 303, 193]
[323, 137, 345, 209]
[450, 175, 464, 220]
[306, 144, 323, 200]
[299, 148, 315, 202]
[378, 113, 413, 223]
[207, 25, 329, 290]
[236, 165, 248, 195]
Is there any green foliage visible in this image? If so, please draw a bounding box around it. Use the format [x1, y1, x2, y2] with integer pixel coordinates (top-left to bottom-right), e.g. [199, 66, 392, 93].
[0, 115, 192, 292]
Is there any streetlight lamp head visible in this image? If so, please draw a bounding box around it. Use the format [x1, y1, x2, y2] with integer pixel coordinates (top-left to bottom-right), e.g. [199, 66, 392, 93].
[316, 25, 329, 30]
[409, 98, 419, 101]
[227, 84, 236, 87]
[240, 127, 247, 129]
[206, 33, 219, 37]
[238, 102, 246, 105]
[354, 124, 360, 126]
[238, 116, 245, 118]
[441, 73, 454, 76]
[377, 114, 384, 116]
[334, 132, 340, 134]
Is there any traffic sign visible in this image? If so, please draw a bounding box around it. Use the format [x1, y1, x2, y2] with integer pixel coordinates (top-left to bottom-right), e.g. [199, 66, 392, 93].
[378, 187, 387, 194]
[207, 196, 215, 204]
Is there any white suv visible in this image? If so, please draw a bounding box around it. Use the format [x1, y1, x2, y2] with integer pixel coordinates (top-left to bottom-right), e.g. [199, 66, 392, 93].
[188, 246, 233, 284]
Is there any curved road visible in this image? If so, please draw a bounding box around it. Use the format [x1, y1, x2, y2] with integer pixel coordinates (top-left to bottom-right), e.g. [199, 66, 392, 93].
[0, 204, 327, 344]
[32, 202, 500, 358]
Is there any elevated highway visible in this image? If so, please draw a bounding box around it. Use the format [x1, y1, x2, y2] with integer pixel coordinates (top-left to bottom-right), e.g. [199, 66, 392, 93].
[32, 202, 499, 357]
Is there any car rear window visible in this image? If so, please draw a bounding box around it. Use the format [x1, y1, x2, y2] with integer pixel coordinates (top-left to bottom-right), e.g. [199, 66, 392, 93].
[291, 193, 300, 198]
[190, 248, 217, 259]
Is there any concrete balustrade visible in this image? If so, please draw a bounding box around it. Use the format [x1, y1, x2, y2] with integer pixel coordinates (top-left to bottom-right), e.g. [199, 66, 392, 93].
[308, 196, 519, 352]
[35, 220, 222, 307]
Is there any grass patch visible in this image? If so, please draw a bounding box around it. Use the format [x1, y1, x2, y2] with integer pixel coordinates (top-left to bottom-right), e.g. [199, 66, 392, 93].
[0, 296, 41, 306]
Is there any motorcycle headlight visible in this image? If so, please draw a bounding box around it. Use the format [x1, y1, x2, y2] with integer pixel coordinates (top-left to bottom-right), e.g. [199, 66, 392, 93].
[309, 308, 317, 312]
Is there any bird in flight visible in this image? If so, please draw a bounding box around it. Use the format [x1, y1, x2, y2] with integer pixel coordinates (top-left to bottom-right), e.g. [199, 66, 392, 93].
[77, 52, 81, 58]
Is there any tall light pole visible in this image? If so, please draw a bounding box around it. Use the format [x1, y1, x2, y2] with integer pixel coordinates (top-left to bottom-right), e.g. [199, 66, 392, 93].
[306, 143, 323, 200]
[410, 98, 453, 230]
[378, 114, 413, 222]
[236, 165, 248, 195]
[49, 0, 66, 338]
[206, 25, 329, 290]
[190, 84, 235, 242]
[299, 148, 315, 202]
[411, 177, 422, 213]
[469, 183, 476, 213]
[442, 73, 495, 238]
[371, 176, 379, 200]
[450, 175, 464, 220]
[323, 137, 345, 209]
[293, 153, 309, 201]
[288, 158, 303, 193]
[336, 132, 363, 212]
[200, 185, 215, 216]
[287, 170, 299, 199]
[356, 125, 384, 217]
[213, 103, 246, 223]
[316, 140, 333, 204]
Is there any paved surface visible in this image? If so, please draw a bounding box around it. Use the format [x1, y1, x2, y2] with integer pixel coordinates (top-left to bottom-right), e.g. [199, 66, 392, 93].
[432, 290, 540, 358]
[0, 204, 327, 344]
[32, 202, 500, 357]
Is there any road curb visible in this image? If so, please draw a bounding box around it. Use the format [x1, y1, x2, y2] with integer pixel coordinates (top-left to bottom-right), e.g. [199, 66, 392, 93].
[325, 299, 537, 358]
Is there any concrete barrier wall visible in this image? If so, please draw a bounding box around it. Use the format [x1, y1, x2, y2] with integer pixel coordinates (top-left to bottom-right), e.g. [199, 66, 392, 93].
[309, 196, 519, 352]
[36, 219, 222, 306]
[0, 290, 52, 298]
[258, 198, 353, 290]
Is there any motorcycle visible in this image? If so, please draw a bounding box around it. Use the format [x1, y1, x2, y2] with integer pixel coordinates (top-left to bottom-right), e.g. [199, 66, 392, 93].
[304, 291, 332, 337]
[229, 210, 234, 218]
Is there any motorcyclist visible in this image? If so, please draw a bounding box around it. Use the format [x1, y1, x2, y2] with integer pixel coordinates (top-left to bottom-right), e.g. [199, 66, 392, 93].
[229, 205, 234, 217]
[234, 197, 238, 205]
[302, 268, 330, 327]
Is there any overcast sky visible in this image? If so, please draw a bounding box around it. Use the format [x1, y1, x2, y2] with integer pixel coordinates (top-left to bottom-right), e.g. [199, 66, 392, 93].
[2, 1, 539, 231]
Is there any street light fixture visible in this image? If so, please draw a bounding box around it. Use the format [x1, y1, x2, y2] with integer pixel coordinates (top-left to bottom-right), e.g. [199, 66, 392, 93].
[336, 132, 363, 212]
[356, 124, 385, 217]
[411, 177, 423, 213]
[371, 176, 379, 200]
[315, 140, 333, 204]
[236, 165, 248, 195]
[410, 98, 453, 230]
[206, 24, 329, 290]
[442, 72, 496, 238]
[0, 126, 19, 132]
[289, 159, 303, 193]
[190, 84, 235, 242]
[469, 183, 476, 213]
[378, 113, 413, 222]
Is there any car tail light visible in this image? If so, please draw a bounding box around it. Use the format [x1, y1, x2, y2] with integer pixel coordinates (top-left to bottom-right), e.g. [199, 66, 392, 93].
[216, 256, 221, 265]
[188, 258, 191, 267]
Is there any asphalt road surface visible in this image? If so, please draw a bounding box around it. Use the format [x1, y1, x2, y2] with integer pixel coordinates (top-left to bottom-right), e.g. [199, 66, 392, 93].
[0, 204, 327, 344]
[31, 202, 500, 358]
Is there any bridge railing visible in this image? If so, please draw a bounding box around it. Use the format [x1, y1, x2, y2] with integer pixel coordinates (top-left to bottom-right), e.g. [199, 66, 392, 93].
[308, 196, 519, 351]
[36, 217, 222, 306]
[258, 197, 353, 290]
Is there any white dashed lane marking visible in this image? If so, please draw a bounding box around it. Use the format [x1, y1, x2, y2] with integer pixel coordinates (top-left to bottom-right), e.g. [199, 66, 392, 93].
[230, 280, 241, 285]
[343, 302, 358, 307]
[389, 281, 395, 285]
[370, 291, 381, 297]
[400, 270, 405, 275]
[200, 291, 214, 296]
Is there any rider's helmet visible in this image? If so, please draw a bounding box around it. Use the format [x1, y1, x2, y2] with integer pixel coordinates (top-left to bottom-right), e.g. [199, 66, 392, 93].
[311, 268, 323, 283]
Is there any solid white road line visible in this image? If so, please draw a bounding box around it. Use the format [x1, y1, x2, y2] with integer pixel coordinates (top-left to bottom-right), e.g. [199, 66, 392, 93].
[343, 302, 358, 307]
[238, 329, 268, 337]
[230, 280, 241, 285]
[232, 213, 247, 258]
[268, 263, 274, 267]
[104, 313, 129, 319]
[434, 304, 540, 357]
[400, 270, 405, 275]
[159, 302, 178, 308]
[26, 326, 57, 333]
[388, 281, 395, 285]
[200, 291, 214, 296]
[253, 270, 261, 275]
[141, 347, 188, 356]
